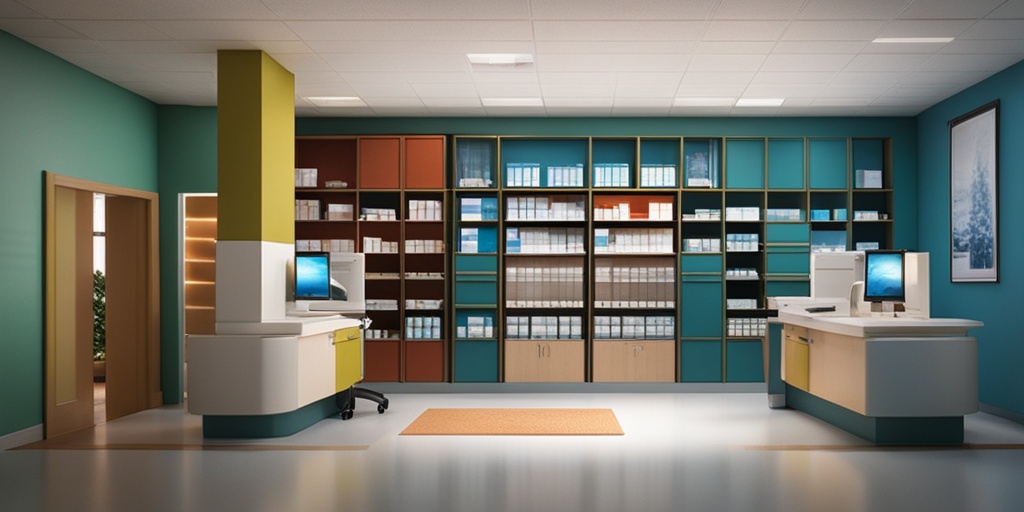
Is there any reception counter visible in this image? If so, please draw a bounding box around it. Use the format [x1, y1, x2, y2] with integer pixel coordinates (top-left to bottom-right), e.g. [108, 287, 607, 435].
[772, 309, 982, 444]
[187, 315, 362, 437]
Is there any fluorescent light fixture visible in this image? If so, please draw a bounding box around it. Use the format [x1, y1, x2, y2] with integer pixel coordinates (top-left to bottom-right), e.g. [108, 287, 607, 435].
[481, 97, 543, 107]
[735, 98, 785, 107]
[467, 53, 534, 66]
[673, 97, 735, 107]
[872, 37, 954, 44]
[304, 96, 366, 107]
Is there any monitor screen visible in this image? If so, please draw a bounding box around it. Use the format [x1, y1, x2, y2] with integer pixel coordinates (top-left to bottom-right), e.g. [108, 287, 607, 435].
[863, 250, 905, 303]
[294, 252, 331, 300]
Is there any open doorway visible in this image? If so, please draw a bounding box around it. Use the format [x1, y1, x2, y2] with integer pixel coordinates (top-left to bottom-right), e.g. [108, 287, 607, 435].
[93, 193, 106, 424]
[44, 172, 162, 439]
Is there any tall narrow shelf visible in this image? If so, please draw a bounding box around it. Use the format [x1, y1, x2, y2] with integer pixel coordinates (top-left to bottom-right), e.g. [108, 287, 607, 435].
[295, 135, 447, 383]
[452, 137, 500, 382]
[183, 194, 217, 338]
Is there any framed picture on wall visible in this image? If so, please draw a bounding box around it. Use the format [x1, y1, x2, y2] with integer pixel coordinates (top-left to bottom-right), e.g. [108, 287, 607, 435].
[949, 100, 999, 283]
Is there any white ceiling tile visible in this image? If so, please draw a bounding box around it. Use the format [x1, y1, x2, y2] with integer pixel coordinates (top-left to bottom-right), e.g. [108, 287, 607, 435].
[321, 53, 468, 73]
[348, 83, 419, 98]
[877, 19, 976, 39]
[531, 0, 718, 20]
[844, 53, 928, 72]
[56, 21, 171, 41]
[796, 0, 906, 20]
[263, 0, 530, 20]
[703, 21, 789, 42]
[544, 97, 614, 108]
[23, 37, 107, 54]
[533, 21, 704, 41]
[987, 1, 1024, 18]
[713, 0, 806, 20]
[674, 84, 747, 97]
[815, 84, 891, 98]
[293, 72, 346, 85]
[828, 71, 905, 86]
[743, 83, 825, 97]
[471, 72, 540, 85]
[22, 0, 278, 20]
[616, 85, 680, 97]
[421, 97, 483, 108]
[782, 21, 886, 41]
[542, 85, 617, 97]
[267, 53, 333, 72]
[679, 71, 756, 85]
[535, 41, 697, 54]
[750, 71, 835, 84]
[146, 20, 299, 41]
[250, 41, 316, 53]
[940, 39, 1024, 55]
[314, 106, 375, 116]
[0, 0, 43, 18]
[538, 54, 690, 73]
[306, 39, 534, 55]
[861, 42, 948, 55]
[899, 0, 1008, 20]
[919, 53, 1018, 73]
[687, 54, 766, 72]
[295, 83, 358, 97]
[362, 97, 425, 108]
[612, 97, 672, 108]
[957, 20, 1024, 40]
[539, 72, 618, 85]
[475, 82, 542, 97]
[295, 106, 320, 117]
[411, 82, 479, 98]
[287, 20, 532, 41]
[119, 52, 217, 72]
[343, 72, 472, 84]
[695, 42, 775, 54]
[0, 19, 82, 38]
[616, 73, 683, 87]
[772, 41, 867, 54]
[811, 97, 873, 107]
[761, 54, 853, 72]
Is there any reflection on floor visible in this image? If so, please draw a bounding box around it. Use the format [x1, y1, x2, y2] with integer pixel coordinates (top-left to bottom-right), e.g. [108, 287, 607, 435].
[93, 381, 105, 425]
[4, 393, 1024, 512]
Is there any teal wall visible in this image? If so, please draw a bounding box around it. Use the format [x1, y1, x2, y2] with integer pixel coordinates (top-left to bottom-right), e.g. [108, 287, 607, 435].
[916, 58, 1024, 417]
[299, 117, 919, 250]
[156, 106, 218, 402]
[0, 31, 158, 438]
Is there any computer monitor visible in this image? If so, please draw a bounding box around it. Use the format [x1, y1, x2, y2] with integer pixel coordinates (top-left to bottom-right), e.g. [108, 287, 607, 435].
[294, 252, 331, 301]
[863, 250, 906, 303]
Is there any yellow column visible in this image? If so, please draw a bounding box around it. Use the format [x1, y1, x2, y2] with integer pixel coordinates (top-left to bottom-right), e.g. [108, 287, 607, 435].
[215, 50, 295, 325]
[217, 50, 294, 243]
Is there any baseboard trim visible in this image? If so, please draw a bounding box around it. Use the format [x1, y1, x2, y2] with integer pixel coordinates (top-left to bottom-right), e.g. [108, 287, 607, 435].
[980, 402, 1024, 426]
[0, 424, 43, 451]
[360, 382, 765, 394]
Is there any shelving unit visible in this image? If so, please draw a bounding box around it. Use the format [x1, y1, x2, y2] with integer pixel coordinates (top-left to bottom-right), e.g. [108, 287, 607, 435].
[295, 135, 448, 383]
[447, 134, 893, 384]
[183, 194, 217, 338]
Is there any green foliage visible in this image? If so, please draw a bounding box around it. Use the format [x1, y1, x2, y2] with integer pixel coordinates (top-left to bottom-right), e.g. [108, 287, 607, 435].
[93, 269, 106, 361]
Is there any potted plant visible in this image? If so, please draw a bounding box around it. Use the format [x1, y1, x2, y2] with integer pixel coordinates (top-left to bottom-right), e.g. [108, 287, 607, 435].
[93, 269, 106, 381]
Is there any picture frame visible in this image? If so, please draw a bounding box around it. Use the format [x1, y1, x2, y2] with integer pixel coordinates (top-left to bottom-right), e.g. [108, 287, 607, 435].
[949, 100, 999, 283]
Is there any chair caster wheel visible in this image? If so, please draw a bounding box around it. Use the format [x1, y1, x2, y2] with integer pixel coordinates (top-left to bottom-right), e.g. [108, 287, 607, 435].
[341, 409, 354, 420]
[377, 404, 386, 414]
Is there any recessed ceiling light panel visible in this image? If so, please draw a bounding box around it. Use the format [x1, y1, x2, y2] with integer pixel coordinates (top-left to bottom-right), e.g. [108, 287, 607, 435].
[467, 53, 534, 66]
[304, 96, 366, 107]
[872, 37, 954, 44]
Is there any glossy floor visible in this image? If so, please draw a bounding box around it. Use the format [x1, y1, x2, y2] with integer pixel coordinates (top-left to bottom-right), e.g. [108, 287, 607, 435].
[4, 393, 1024, 512]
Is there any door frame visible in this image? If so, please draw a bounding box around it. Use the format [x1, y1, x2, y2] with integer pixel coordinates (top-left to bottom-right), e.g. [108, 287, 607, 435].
[44, 172, 161, 437]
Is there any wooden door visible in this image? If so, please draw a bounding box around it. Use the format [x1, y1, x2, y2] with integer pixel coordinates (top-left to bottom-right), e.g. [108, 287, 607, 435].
[105, 195, 161, 421]
[44, 183, 95, 438]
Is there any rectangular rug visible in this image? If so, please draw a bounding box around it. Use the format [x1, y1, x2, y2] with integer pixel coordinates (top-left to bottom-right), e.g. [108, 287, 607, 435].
[399, 408, 624, 436]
